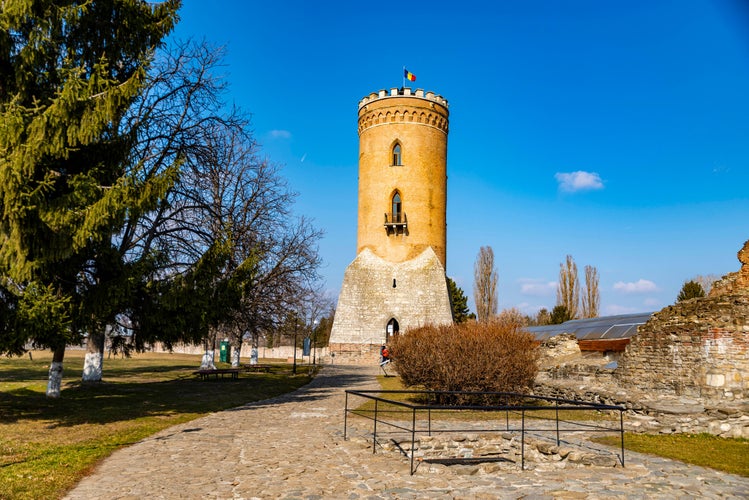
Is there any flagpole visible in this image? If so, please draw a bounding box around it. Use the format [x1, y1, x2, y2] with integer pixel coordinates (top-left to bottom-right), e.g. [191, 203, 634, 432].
[402, 65, 405, 89]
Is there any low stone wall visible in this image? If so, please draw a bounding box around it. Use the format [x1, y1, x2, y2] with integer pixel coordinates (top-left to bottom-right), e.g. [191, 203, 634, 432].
[534, 374, 749, 439]
[328, 342, 381, 365]
[350, 432, 620, 473]
[150, 342, 329, 363]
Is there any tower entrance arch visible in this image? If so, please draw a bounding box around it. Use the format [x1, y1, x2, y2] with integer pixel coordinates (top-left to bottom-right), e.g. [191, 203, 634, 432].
[386, 318, 400, 342]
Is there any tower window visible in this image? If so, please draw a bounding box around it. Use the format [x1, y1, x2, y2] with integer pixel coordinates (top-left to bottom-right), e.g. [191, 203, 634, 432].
[392, 143, 402, 166]
[384, 191, 407, 234]
[392, 192, 402, 223]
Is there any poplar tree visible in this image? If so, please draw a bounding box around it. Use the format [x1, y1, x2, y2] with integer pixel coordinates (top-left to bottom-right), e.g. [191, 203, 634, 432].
[581, 264, 600, 318]
[556, 255, 580, 320]
[0, 0, 179, 396]
[473, 246, 498, 323]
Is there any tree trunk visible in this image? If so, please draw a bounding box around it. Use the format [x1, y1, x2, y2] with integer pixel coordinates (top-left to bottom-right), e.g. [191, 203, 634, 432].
[231, 336, 242, 367]
[82, 329, 105, 383]
[46, 346, 65, 398]
[200, 335, 216, 369]
[200, 349, 216, 370]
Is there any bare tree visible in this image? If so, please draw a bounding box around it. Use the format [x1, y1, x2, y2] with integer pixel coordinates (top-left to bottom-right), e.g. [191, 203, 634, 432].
[473, 246, 498, 323]
[581, 265, 600, 318]
[556, 255, 579, 320]
[497, 307, 527, 327]
[82, 40, 321, 375]
[80, 40, 240, 382]
[692, 274, 720, 295]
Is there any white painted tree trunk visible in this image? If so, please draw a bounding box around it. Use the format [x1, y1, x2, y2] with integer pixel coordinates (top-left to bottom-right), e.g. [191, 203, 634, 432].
[46, 361, 64, 398]
[231, 344, 241, 367]
[82, 330, 106, 383]
[82, 351, 103, 382]
[200, 349, 216, 370]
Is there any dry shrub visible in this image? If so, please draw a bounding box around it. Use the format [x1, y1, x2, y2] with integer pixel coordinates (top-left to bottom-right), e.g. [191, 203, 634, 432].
[391, 318, 539, 404]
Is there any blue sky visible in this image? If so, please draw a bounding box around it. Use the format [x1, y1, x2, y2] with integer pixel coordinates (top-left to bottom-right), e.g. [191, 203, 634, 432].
[172, 0, 749, 317]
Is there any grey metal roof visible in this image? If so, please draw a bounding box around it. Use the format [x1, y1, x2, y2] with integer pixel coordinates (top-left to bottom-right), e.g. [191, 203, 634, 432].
[525, 312, 654, 341]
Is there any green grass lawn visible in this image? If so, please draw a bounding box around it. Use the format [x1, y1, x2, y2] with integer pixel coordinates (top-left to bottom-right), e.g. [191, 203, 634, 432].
[594, 433, 749, 477]
[0, 350, 315, 500]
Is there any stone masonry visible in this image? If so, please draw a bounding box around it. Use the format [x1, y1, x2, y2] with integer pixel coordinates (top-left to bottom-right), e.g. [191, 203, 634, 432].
[616, 239, 749, 402]
[615, 294, 749, 400]
[329, 248, 452, 363]
[534, 240, 749, 439]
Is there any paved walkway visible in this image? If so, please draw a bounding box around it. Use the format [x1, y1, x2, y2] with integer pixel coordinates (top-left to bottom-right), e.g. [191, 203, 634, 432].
[65, 365, 749, 499]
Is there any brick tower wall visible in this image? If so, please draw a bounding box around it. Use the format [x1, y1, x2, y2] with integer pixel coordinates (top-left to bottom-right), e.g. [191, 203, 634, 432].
[356, 88, 449, 267]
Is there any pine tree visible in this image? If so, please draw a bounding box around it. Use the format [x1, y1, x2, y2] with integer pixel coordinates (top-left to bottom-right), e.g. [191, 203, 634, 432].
[447, 277, 475, 323]
[676, 280, 705, 302]
[549, 305, 572, 325]
[0, 0, 179, 396]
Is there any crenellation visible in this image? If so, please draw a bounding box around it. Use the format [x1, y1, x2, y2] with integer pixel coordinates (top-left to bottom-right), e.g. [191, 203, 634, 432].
[358, 88, 449, 111]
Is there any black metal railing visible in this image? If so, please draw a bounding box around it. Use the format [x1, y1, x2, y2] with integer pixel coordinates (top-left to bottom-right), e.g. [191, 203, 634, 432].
[344, 389, 625, 475]
[384, 212, 407, 234]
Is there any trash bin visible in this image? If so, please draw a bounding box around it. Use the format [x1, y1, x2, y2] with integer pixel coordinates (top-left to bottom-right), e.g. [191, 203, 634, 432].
[219, 341, 230, 363]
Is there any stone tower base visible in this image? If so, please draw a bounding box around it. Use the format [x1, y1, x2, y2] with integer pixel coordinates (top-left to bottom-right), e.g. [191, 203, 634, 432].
[329, 247, 453, 364]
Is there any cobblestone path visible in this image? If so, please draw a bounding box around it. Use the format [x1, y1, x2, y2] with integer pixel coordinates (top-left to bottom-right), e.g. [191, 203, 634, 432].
[65, 365, 749, 499]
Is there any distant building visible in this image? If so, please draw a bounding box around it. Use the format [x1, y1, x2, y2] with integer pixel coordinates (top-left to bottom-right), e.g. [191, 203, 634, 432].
[328, 88, 453, 362]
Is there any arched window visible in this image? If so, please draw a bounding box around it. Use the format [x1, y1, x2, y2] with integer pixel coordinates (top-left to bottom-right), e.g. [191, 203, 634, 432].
[392, 143, 402, 166]
[392, 192, 402, 223]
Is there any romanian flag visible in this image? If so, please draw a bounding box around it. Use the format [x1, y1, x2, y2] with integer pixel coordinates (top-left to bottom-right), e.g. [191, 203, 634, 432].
[404, 69, 416, 82]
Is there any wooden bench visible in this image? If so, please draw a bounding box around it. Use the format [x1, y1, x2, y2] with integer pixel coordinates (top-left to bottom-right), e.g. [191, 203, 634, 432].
[193, 368, 240, 380]
[243, 364, 273, 373]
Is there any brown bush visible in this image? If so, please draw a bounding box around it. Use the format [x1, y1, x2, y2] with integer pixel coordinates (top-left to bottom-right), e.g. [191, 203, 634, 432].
[391, 318, 539, 404]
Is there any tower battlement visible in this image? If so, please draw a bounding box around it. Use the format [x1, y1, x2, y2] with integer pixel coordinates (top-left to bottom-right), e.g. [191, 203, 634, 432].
[358, 87, 449, 110]
[358, 87, 449, 136]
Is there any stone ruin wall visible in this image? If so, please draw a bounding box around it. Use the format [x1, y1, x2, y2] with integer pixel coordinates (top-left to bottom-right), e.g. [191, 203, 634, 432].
[615, 295, 749, 400]
[534, 240, 749, 438]
[616, 239, 749, 402]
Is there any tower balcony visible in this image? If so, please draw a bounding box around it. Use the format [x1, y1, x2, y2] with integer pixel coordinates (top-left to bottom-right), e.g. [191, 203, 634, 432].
[384, 212, 407, 234]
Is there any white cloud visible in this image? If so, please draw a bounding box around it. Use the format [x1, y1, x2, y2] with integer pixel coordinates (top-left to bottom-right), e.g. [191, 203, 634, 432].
[613, 279, 658, 294]
[555, 171, 604, 192]
[605, 304, 638, 315]
[518, 279, 557, 296]
[269, 129, 292, 139]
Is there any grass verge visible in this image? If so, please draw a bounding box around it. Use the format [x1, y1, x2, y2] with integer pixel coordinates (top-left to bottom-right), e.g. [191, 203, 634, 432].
[0, 350, 315, 499]
[352, 375, 613, 422]
[593, 433, 749, 477]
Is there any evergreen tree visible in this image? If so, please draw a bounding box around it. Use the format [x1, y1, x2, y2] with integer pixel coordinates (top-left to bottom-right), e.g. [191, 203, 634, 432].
[549, 305, 572, 325]
[0, 0, 179, 396]
[676, 280, 706, 302]
[447, 277, 474, 323]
